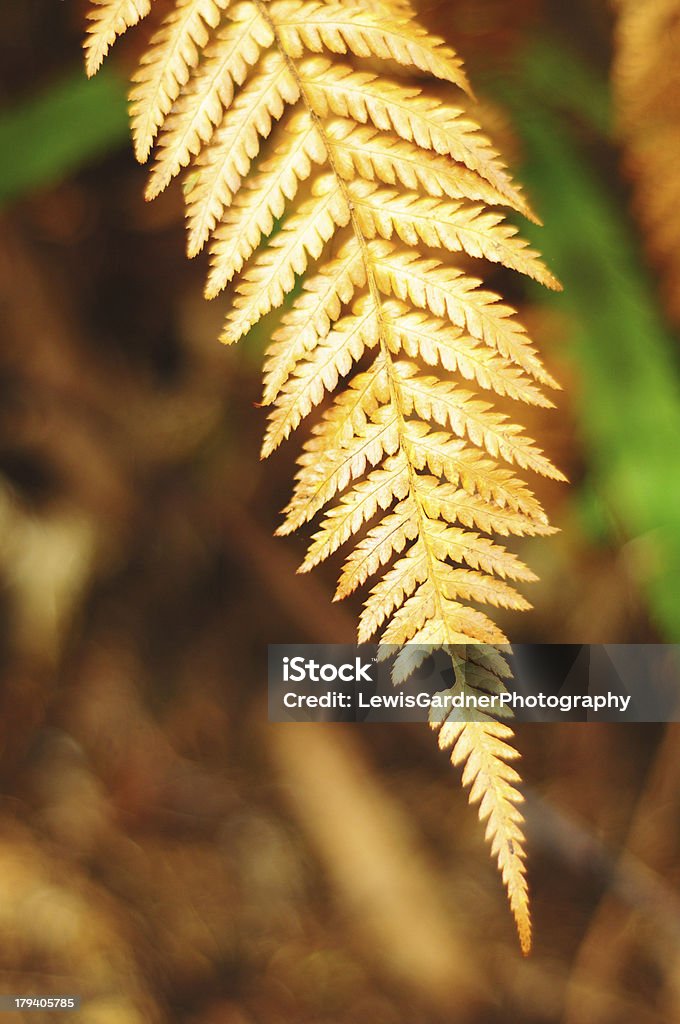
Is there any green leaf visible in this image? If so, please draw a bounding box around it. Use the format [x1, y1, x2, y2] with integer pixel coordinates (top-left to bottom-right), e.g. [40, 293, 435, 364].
[0, 67, 129, 208]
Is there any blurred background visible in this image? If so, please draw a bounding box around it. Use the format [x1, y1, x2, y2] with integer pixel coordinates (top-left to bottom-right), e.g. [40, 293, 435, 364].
[1, 0, 680, 1020]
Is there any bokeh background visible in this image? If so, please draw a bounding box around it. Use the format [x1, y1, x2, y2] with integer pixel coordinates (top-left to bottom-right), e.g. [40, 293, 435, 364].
[1, 0, 680, 1021]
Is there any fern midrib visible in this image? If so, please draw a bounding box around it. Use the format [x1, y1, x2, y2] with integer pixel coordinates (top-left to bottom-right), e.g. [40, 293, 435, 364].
[254, 0, 462, 641]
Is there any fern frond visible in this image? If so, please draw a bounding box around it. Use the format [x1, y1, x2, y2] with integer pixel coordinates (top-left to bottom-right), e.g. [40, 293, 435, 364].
[261, 240, 366, 401]
[205, 111, 325, 272]
[185, 51, 300, 254]
[384, 303, 554, 407]
[300, 59, 528, 207]
[85, 0, 565, 951]
[300, 405, 403, 525]
[272, 1, 470, 88]
[336, 496, 418, 595]
[85, 0, 153, 77]
[350, 183, 559, 288]
[431, 715, 532, 955]
[279, 362, 391, 530]
[327, 119, 538, 221]
[146, 4, 276, 199]
[263, 296, 379, 452]
[383, 587, 507, 645]
[394, 365, 561, 478]
[371, 244, 561, 386]
[301, 453, 409, 567]
[220, 174, 350, 336]
[415, 475, 553, 541]
[130, 0, 232, 162]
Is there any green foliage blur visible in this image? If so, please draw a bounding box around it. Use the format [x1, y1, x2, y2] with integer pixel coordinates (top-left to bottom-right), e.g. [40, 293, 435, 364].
[495, 41, 680, 640]
[0, 68, 128, 207]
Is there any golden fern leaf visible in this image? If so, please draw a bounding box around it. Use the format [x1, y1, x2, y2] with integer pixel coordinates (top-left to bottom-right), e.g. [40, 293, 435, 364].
[262, 296, 379, 452]
[130, 0, 233, 162]
[204, 110, 326, 274]
[185, 53, 301, 255]
[84, 0, 153, 77]
[614, 0, 680, 326]
[146, 4, 277, 199]
[431, 712, 532, 955]
[84, 0, 564, 951]
[386, 307, 552, 406]
[350, 183, 559, 286]
[220, 173, 351, 337]
[261, 242, 367, 401]
[327, 118, 539, 220]
[271, 1, 470, 88]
